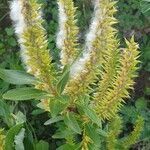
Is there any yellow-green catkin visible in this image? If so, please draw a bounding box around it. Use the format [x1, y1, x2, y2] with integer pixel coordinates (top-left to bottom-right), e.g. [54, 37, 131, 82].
[11, 0, 57, 94]
[94, 1, 119, 105]
[57, 0, 79, 66]
[81, 128, 92, 150]
[23, 0, 57, 94]
[96, 37, 140, 120]
[64, 0, 118, 99]
[0, 129, 5, 150]
[121, 116, 144, 149]
[106, 115, 123, 150]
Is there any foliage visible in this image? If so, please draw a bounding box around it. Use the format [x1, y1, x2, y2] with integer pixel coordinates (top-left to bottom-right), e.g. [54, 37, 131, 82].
[0, 0, 149, 149]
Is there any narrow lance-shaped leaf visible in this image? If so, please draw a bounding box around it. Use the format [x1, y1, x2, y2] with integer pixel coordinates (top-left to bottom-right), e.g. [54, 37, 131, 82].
[56, 65, 70, 95]
[35, 140, 49, 150]
[64, 112, 82, 134]
[5, 124, 24, 150]
[14, 128, 25, 150]
[3, 87, 47, 101]
[0, 68, 36, 85]
[44, 116, 63, 125]
[81, 105, 102, 127]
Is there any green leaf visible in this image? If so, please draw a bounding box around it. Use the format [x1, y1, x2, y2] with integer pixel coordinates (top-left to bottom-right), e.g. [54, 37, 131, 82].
[52, 124, 74, 139]
[3, 87, 47, 101]
[56, 65, 70, 94]
[82, 106, 101, 127]
[5, 27, 14, 36]
[0, 100, 13, 127]
[0, 68, 36, 85]
[49, 96, 68, 118]
[97, 129, 108, 137]
[35, 140, 49, 150]
[44, 116, 63, 125]
[5, 124, 24, 150]
[24, 124, 35, 150]
[31, 109, 45, 115]
[64, 112, 82, 134]
[135, 98, 147, 110]
[14, 128, 25, 150]
[8, 37, 17, 47]
[0, 99, 10, 117]
[145, 88, 150, 95]
[57, 144, 80, 150]
[85, 124, 101, 149]
[141, 0, 150, 13]
[13, 111, 26, 124]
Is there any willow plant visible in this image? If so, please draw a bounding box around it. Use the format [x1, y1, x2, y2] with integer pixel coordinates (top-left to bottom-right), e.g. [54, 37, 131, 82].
[1, 0, 144, 149]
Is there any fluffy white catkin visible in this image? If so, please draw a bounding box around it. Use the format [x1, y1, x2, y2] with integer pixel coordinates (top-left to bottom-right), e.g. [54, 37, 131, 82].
[10, 0, 30, 67]
[70, 0, 101, 78]
[10, 0, 25, 38]
[56, 1, 67, 62]
[10, 0, 43, 73]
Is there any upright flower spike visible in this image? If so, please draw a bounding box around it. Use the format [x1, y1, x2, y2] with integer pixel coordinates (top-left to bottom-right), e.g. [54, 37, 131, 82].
[56, 0, 79, 66]
[81, 129, 92, 150]
[94, 1, 120, 105]
[106, 116, 123, 150]
[10, 0, 57, 94]
[95, 37, 140, 120]
[94, 45, 120, 105]
[120, 116, 144, 149]
[65, 0, 118, 97]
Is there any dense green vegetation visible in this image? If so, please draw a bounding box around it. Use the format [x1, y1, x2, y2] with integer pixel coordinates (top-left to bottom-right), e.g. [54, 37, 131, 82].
[0, 0, 149, 149]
